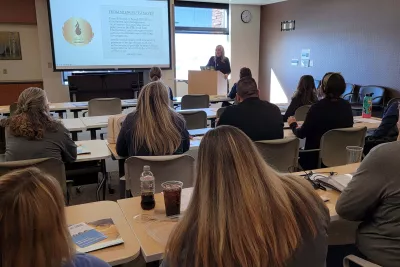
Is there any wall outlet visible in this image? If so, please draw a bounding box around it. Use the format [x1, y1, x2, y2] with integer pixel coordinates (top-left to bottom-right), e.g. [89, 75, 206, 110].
[2, 69, 7, 74]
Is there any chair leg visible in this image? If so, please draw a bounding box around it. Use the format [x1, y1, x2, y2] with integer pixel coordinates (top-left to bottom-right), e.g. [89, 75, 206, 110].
[107, 173, 115, 195]
[66, 181, 73, 206]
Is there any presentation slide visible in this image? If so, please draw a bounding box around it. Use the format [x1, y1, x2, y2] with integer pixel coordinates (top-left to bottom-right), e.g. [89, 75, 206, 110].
[48, 0, 171, 70]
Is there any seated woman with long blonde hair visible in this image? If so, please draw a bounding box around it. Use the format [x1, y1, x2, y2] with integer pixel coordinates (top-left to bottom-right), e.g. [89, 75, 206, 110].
[0, 167, 110, 267]
[116, 81, 190, 156]
[163, 126, 329, 267]
[1, 87, 77, 162]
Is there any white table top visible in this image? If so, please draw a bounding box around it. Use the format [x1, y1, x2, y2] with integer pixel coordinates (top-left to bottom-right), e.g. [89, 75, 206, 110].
[117, 188, 194, 262]
[65, 201, 140, 266]
[188, 128, 211, 136]
[76, 140, 111, 162]
[177, 108, 217, 119]
[80, 116, 110, 129]
[79, 109, 217, 130]
[61, 118, 86, 132]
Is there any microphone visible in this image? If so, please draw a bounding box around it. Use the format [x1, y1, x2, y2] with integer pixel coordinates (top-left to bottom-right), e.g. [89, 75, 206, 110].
[214, 56, 217, 70]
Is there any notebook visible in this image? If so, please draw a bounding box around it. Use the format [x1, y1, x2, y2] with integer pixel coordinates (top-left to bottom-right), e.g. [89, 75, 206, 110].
[69, 218, 124, 253]
[77, 145, 91, 155]
[313, 174, 353, 192]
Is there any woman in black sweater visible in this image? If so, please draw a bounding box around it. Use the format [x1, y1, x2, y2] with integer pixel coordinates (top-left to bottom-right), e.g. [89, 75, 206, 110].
[283, 75, 318, 121]
[116, 81, 190, 157]
[288, 73, 353, 170]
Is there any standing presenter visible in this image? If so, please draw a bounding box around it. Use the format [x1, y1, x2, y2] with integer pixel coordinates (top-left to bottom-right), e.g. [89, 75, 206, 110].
[206, 45, 231, 80]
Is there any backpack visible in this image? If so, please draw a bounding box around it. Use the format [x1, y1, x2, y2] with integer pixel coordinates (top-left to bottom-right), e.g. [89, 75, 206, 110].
[107, 114, 127, 144]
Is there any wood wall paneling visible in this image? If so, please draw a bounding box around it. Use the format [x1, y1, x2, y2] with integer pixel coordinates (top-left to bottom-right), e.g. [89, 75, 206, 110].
[0, 82, 43, 105]
[0, 0, 37, 24]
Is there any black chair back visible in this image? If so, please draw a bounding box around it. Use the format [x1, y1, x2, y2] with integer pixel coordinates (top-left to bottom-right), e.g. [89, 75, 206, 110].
[358, 86, 385, 106]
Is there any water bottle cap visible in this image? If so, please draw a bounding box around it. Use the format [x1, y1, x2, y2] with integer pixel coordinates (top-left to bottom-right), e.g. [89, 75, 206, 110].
[143, 165, 150, 171]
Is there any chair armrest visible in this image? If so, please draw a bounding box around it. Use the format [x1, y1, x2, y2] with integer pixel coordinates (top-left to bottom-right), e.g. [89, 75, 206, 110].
[82, 111, 88, 117]
[342, 93, 357, 103]
[343, 255, 381, 267]
[343, 93, 354, 98]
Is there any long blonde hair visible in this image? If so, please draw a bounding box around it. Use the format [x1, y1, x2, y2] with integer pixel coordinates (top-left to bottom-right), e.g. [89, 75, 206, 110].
[133, 81, 183, 155]
[165, 126, 328, 267]
[0, 167, 74, 267]
[0, 87, 60, 140]
[215, 45, 226, 63]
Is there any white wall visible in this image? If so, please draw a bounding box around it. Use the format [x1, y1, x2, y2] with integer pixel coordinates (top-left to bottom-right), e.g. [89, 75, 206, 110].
[230, 5, 260, 85]
[35, 0, 70, 102]
[0, 24, 42, 81]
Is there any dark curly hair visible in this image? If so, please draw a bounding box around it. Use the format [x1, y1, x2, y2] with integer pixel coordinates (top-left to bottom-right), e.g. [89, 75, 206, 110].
[0, 87, 61, 140]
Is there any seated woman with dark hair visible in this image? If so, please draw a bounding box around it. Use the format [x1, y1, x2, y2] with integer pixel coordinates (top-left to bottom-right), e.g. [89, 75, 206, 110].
[283, 75, 318, 121]
[1, 87, 77, 162]
[288, 73, 353, 170]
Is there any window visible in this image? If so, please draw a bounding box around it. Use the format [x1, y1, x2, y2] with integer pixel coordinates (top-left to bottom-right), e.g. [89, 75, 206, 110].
[175, 2, 230, 80]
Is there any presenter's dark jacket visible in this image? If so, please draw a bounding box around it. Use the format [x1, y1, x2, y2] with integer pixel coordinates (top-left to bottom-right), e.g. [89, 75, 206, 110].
[116, 112, 190, 157]
[218, 97, 284, 141]
[206, 56, 231, 75]
[289, 98, 354, 150]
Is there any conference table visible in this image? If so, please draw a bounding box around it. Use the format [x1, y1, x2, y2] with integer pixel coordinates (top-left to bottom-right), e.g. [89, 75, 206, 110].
[65, 201, 140, 266]
[63, 108, 218, 140]
[117, 163, 360, 265]
[283, 117, 381, 137]
[0, 96, 233, 118]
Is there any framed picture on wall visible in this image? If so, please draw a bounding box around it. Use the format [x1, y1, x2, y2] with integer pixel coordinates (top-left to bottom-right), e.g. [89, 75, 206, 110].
[0, 32, 22, 60]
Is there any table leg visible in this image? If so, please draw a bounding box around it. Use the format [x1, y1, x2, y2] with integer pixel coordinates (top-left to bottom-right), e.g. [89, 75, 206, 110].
[71, 131, 80, 141]
[146, 261, 160, 267]
[55, 111, 65, 119]
[118, 159, 126, 199]
[210, 118, 216, 128]
[90, 129, 97, 140]
[96, 159, 108, 201]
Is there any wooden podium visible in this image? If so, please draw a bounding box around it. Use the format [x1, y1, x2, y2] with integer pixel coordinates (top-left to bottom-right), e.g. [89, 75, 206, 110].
[188, 70, 227, 95]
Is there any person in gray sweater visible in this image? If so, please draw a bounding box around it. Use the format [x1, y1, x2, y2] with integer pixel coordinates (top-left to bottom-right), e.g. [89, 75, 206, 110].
[161, 126, 329, 267]
[336, 141, 400, 267]
[1, 87, 77, 163]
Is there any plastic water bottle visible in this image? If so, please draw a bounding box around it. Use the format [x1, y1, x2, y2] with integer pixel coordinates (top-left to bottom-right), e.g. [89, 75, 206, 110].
[140, 166, 155, 210]
[362, 93, 373, 118]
